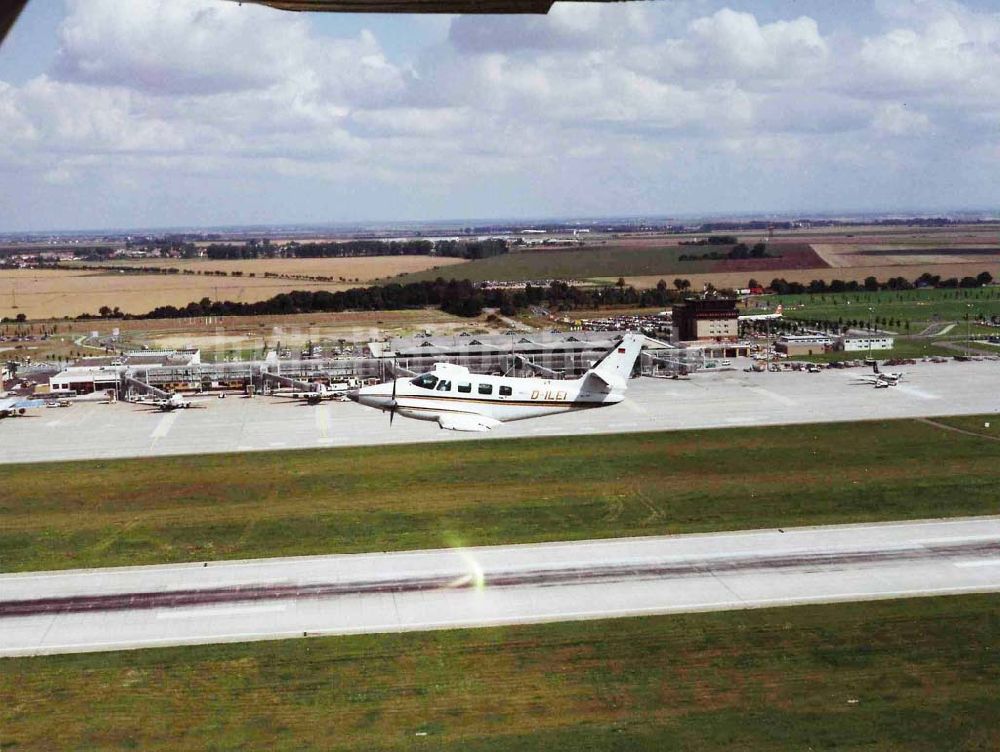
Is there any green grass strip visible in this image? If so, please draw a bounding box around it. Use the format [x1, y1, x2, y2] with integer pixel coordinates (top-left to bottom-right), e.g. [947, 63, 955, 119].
[3, 594, 998, 751]
[2, 415, 999, 572]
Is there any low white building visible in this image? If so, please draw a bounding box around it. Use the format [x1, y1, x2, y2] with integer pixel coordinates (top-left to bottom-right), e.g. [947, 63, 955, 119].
[775, 334, 835, 356]
[838, 336, 895, 352]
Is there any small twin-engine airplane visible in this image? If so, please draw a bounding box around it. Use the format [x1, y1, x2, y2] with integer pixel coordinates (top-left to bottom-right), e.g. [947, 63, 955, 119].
[349, 333, 644, 431]
[0, 395, 44, 418]
[133, 393, 212, 412]
[272, 380, 361, 405]
[853, 362, 905, 388]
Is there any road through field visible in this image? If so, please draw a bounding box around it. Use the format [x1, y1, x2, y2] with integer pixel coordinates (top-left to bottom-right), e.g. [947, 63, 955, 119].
[3, 517, 998, 656]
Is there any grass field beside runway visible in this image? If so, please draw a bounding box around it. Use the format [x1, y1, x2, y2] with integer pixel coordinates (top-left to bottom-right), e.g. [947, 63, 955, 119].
[2, 415, 999, 572]
[3, 594, 998, 751]
[773, 287, 1000, 327]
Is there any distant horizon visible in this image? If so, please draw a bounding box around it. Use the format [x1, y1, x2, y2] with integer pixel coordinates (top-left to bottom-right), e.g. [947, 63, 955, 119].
[3, 207, 1000, 239]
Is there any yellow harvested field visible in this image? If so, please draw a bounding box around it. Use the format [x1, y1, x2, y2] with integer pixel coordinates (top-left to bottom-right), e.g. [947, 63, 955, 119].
[85, 256, 467, 280]
[3, 257, 467, 319]
[811, 243, 1000, 269]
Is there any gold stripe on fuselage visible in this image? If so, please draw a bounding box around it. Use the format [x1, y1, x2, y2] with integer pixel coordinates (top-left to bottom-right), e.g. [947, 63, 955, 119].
[396, 393, 604, 409]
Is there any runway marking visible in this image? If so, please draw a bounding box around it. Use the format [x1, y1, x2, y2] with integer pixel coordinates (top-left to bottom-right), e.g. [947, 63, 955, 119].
[314, 405, 332, 440]
[16, 583, 1000, 657]
[938, 324, 957, 335]
[893, 385, 939, 400]
[747, 387, 797, 406]
[953, 559, 1000, 568]
[44, 420, 62, 428]
[156, 604, 287, 620]
[622, 399, 646, 416]
[268, 442, 287, 447]
[916, 534, 1000, 544]
[10, 538, 998, 618]
[150, 413, 177, 440]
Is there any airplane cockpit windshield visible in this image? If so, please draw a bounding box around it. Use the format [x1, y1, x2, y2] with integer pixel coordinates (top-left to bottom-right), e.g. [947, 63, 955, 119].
[411, 374, 439, 390]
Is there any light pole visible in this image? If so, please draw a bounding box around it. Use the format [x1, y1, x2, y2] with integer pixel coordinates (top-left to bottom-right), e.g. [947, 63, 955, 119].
[868, 306, 874, 360]
[966, 303, 973, 354]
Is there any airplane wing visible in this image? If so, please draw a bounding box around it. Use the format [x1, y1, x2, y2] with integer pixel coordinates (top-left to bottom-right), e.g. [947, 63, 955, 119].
[231, 0, 560, 14]
[1, 0, 27, 47]
[3, 0, 636, 47]
[437, 413, 501, 432]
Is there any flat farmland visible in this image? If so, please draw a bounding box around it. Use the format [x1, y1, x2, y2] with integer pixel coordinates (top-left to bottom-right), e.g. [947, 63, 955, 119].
[80, 255, 468, 281]
[401, 243, 826, 284]
[402, 245, 712, 281]
[2, 257, 466, 320]
[1, 269, 346, 319]
[813, 242, 1000, 269]
[399, 231, 999, 290]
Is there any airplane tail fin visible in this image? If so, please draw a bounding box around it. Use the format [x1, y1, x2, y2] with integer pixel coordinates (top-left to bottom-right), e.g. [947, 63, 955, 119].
[584, 333, 644, 391]
[775, 304, 783, 316]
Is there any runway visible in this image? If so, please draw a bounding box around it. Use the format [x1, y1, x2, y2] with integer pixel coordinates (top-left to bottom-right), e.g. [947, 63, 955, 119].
[1, 358, 997, 464]
[3, 516, 999, 656]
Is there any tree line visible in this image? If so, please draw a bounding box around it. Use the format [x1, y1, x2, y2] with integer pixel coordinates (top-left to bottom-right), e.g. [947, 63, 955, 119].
[680, 242, 775, 262]
[202, 238, 508, 261]
[13, 268, 994, 324]
[761, 271, 993, 295]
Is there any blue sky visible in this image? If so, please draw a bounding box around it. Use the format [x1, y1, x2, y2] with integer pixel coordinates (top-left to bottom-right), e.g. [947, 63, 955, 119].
[1, 0, 998, 231]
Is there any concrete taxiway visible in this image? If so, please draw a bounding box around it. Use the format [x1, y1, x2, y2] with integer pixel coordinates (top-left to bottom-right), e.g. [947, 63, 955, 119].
[2, 516, 999, 656]
[1, 359, 997, 464]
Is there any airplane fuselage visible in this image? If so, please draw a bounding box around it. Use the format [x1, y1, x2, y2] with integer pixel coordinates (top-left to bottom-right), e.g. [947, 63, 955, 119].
[359, 371, 622, 424]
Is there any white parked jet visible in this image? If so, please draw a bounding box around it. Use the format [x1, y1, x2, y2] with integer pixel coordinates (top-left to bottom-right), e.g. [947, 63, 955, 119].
[350, 333, 644, 432]
[0, 395, 43, 418]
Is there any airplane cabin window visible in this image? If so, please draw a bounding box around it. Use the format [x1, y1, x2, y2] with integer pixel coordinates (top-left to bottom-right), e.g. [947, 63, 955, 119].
[458, 382, 472, 393]
[436, 379, 452, 391]
[478, 383, 493, 395]
[411, 374, 439, 390]
[499, 385, 512, 396]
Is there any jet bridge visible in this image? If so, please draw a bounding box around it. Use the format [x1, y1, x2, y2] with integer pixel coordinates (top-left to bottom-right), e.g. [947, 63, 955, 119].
[261, 371, 317, 394]
[122, 375, 170, 400]
[510, 353, 563, 379]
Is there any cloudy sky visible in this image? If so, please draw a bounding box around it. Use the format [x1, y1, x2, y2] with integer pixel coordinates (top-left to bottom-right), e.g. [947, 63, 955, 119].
[1, 0, 998, 231]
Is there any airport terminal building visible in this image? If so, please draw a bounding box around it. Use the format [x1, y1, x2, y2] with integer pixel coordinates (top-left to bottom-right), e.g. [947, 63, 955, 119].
[46, 332, 689, 397]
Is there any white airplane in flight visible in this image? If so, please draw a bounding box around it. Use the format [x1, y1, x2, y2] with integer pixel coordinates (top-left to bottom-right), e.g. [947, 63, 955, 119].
[349, 333, 644, 431]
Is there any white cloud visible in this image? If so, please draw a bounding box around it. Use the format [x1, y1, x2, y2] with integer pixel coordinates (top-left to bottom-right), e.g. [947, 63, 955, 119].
[872, 102, 931, 135]
[857, 0, 1000, 100]
[54, 0, 406, 104]
[685, 9, 829, 80]
[2, 0, 999, 229]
